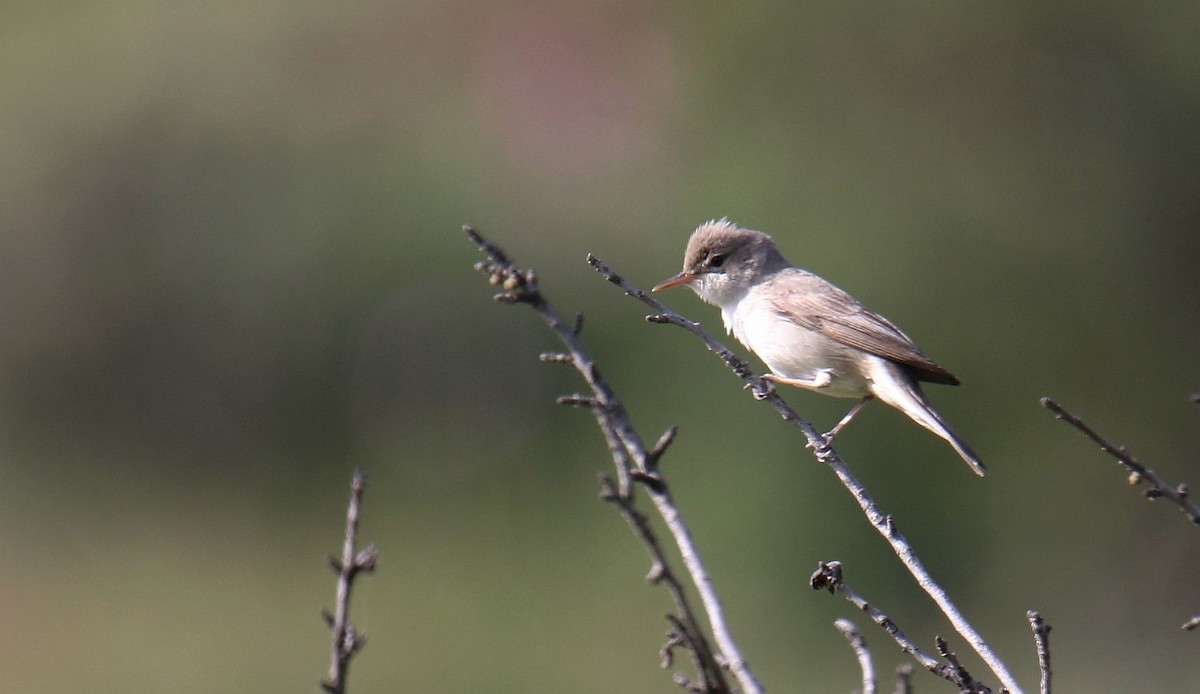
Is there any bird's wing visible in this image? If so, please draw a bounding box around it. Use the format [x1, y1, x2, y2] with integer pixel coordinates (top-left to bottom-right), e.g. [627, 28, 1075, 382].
[768, 272, 960, 385]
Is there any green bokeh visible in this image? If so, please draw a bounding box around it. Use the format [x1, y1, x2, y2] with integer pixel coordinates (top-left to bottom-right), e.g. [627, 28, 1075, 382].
[2, 2, 1198, 692]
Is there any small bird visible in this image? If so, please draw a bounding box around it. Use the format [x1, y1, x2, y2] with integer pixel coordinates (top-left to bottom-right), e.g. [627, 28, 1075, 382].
[653, 219, 984, 476]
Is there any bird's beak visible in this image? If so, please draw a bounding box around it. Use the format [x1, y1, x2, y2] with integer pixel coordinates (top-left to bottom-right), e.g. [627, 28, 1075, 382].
[652, 271, 697, 292]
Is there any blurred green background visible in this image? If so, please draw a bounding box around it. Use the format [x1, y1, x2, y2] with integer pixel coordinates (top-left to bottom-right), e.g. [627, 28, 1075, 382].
[3, 1, 1199, 692]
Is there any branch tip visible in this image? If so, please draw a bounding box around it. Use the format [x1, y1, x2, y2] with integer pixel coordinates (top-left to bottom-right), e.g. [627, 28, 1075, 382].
[556, 394, 597, 408]
[810, 560, 843, 593]
[649, 426, 679, 462]
[834, 618, 876, 694]
[1027, 610, 1052, 694]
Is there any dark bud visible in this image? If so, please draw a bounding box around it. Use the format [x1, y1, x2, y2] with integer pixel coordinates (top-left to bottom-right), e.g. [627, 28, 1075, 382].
[810, 560, 843, 593]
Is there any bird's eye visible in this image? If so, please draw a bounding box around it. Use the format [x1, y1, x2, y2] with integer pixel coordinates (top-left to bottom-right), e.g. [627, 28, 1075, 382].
[707, 253, 727, 268]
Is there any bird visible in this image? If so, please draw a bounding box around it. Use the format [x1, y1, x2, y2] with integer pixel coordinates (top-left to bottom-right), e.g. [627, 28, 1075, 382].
[652, 218, 985, 476]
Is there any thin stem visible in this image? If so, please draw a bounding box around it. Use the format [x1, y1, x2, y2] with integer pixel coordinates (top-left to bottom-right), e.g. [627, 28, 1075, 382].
[1026, 611, 1051, 694]
[321, 470, 378, 694]
[1041, 397, 1200, 526]
[811, 561, 991, 692]
[833, 619, 876, 694]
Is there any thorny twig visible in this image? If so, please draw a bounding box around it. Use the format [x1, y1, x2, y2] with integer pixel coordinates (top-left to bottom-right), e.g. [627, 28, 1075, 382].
[321, 470, 378, 694]
[589, 253, 1023, 694]
[811, 561, 993, 693]
[467, 227, 752, 694]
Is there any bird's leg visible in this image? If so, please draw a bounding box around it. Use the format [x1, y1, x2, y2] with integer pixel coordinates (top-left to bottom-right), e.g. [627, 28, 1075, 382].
[822, 395, 874, 444]
[760, 369, 833, 390]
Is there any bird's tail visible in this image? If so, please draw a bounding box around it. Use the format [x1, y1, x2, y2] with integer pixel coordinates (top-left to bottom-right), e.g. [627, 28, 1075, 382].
[870, 364, 986, 476]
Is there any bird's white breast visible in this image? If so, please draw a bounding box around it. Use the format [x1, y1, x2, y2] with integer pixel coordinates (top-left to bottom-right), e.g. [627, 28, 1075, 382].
[721, 284, 871, 399]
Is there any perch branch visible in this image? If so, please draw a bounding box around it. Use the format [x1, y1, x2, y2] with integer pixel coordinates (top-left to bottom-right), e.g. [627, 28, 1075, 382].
[811, 561, 993, 693]
[321, 469, 378, 694]
[468, 227, 755, 693]
[833, 618, 876, 694]
[589, 254, 1022, 694]
[1041, 398, 1200, 526]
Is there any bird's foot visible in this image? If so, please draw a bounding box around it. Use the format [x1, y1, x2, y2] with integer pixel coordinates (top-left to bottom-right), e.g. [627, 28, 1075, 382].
[807, 436, 833, 454]
[745, 377, 775, 400]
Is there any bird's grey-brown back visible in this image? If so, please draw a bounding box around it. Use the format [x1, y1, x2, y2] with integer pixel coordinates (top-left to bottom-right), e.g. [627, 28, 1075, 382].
[761, 267, 960, 386]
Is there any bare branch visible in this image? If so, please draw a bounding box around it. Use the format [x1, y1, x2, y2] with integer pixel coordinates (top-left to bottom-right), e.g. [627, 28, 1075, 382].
[811, 561, 992, 693]
[591, 253, 1023, 694]
[600, 475, 726, 690]
[1026, 610, 1051, 694]
[468, 227, 755, 694]
[321, 470, 378, 694]
[1041, 397, 1200, 526]
[833, 618, 876, 694]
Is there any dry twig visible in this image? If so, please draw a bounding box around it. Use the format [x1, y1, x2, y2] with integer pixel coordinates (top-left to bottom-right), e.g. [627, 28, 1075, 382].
[1026, 610, 1051, 694]
[467, 227, 752, 693]
[833, 618, 876, 694]
[321, 470, 378, 694]
[811, 561, 993, 693]
[1042, 397, 1200, 631]
[1041, 397, 1200, 526]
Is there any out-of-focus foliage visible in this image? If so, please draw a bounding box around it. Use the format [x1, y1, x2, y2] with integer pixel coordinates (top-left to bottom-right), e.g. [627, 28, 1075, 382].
[1, 2, 1198, 692]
